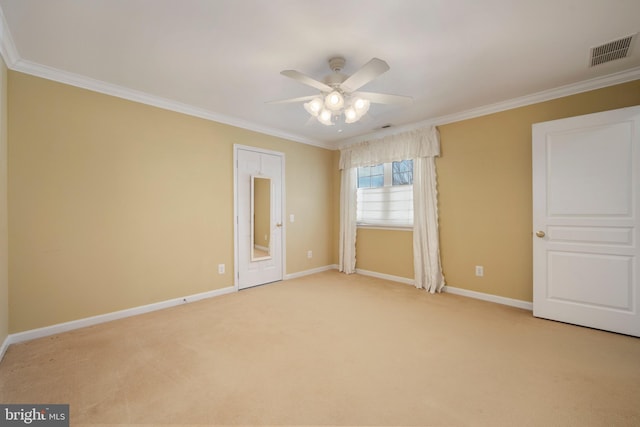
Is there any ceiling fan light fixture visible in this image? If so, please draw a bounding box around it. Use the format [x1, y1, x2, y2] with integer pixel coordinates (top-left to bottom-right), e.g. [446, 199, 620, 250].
[317, 109, 334, 126]
[344, 106, 358, 123]
[353, 98, 370, 115]
[303, 97, 323, 116]
[313, 96, 369, 125]
[324, 90, 344, 111]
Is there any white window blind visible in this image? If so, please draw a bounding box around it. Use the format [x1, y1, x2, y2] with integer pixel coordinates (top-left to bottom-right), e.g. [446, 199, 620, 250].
[357, 185, 413, 227]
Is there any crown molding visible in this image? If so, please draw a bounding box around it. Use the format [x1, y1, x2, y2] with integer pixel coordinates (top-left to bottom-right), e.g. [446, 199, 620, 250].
[0, 6, 19, 68]
[0, 5, 332, 151]
[12, 59, 334, 149]
[339, 66, 640, 148]
[434, 66, 640, 125]
[1, 4, 637, 152]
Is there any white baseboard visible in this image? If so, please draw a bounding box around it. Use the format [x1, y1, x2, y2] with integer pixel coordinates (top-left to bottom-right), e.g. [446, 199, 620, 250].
[3, 266, 338, 350]
[355, 268, 415, 286]
[354, 269, 533, 311]
[5, 285, 236, 347]
[1, 270, 533, 358]
[284, 264, 338, 280]
[443, 285, 533, 311]
[0, 334, 9, 363]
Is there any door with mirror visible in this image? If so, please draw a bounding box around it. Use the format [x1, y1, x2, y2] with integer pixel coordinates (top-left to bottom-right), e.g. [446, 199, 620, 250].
[235, 146, 284, 289]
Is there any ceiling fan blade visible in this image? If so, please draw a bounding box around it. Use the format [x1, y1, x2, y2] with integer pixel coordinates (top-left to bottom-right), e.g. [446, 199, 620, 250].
[266, 95, 320, 105]
[355, 91, 413, 105]
[340, 58, 390, 92]
[281, 70, 333, 92]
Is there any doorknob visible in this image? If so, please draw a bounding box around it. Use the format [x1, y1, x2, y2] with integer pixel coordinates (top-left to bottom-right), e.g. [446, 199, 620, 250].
[535, 230, 546, 238]
[276, 223, 283, 228]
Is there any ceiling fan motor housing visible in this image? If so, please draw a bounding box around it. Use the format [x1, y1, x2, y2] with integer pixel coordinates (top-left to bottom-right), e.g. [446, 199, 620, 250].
[324, 57, 348, 88]
[328, 57, 345, 72]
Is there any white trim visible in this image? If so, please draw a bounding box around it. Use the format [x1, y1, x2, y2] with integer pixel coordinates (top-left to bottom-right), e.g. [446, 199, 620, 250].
[0, 269, 534, 362]
[0, 11, 333, 149]
[357, 225, 413, 232]
[0, 6, 10, 365]
[1, 2, 639, 153]
[0, 335, 9, 363]
[284, 264, 338, 280]
[10, 58, 333, 150]
[354, 269, 533, 310]
[0, 7, 18, 68]
[355, 268, 415, 286]
[339, 67, 640, 148]
[0, 5, 637, 152]
[4, 286, 235, 346]
[443, 285, 533, 311]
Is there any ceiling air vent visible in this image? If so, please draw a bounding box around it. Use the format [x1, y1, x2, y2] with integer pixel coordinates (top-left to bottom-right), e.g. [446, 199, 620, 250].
[589, 34, 637, 67]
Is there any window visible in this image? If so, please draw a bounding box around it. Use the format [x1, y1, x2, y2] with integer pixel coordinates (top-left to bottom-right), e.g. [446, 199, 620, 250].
[356, 160, 413, 227]
[392, 160, 413, 185]
[357, 164, 384, 188]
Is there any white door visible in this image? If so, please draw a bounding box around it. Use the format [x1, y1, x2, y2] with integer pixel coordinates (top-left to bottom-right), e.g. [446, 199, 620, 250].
[235, 146, 284, 290]
[532, 105, 640, 337]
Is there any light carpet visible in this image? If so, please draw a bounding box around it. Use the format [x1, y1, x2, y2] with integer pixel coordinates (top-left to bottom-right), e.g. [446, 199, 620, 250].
[1, 270, 639, 426]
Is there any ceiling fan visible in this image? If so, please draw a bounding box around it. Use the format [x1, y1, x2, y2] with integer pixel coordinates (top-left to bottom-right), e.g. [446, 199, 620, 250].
[269, 57, 412, 126]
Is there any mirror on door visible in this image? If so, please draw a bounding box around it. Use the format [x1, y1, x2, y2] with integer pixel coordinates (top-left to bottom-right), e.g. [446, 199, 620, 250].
[251, 176, 271, 261]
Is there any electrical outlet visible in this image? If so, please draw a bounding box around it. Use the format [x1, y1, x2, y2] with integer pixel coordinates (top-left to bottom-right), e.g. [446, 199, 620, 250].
[475, 265, 484, 277]
[307, 250, 313, 259]
[218, 264, 225, 274]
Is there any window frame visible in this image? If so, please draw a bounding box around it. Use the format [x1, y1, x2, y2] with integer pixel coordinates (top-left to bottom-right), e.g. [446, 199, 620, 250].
[356, 160, 414, 230]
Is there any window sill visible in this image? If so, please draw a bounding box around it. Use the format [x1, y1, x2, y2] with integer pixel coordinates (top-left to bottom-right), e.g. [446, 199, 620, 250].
[357, 224, 413, 232]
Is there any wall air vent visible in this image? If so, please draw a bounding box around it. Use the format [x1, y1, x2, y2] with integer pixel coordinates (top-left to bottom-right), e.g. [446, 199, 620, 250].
[589, 34, 637, 67]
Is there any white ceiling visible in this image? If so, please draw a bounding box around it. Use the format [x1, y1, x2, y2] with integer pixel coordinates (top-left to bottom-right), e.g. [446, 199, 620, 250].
[1, 0, 639, 149]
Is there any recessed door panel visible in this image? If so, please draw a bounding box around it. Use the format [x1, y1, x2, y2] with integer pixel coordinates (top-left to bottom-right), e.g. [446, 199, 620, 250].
[546, 122, 632, 217]
[547, 251, 632, 310]
[547, 226, 633, 246]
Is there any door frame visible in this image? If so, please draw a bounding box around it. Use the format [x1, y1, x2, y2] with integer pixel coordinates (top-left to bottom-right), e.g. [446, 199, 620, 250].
[233, 144, 286, 291]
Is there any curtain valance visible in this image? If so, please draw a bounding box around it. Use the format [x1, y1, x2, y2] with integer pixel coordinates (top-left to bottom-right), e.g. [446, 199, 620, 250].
[339, 126, 440, 170]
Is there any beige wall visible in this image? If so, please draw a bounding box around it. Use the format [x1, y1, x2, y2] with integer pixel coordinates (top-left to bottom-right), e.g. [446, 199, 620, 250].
[355, 80, 640, 301]
[6, 67, 639, 334]
[8, 71, 335, 333]
[356, 229, 413, 278]
[0, 57, 8, 347]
